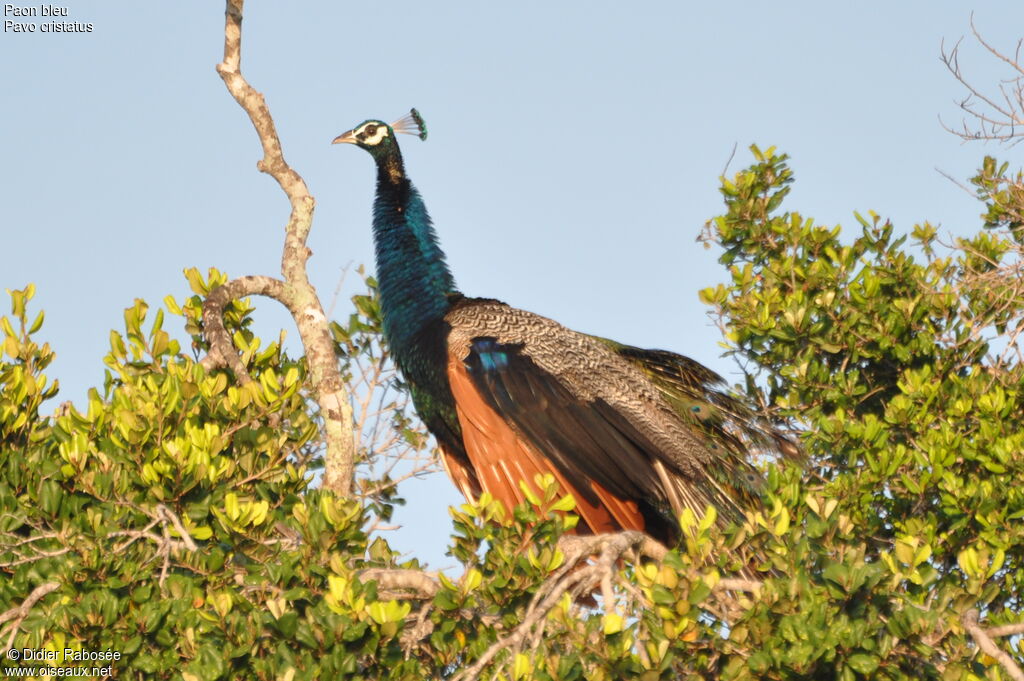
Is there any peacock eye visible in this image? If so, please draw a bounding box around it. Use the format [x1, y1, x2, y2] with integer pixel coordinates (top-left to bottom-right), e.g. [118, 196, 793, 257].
[366, 124, 378, 134]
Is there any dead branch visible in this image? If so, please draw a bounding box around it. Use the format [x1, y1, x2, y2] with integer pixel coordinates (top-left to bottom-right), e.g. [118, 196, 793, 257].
[401, 602, 436, 658]
[941, 16, 1024, 146]
[717, 577, 763, 593]
[109, 528, 190, 554]
[557, 530, 668, 563]
[0, 545, 72, 569]
[203, 0, 355, 495]
[356, 529, 763, 679]
[451, 532, 699, 681]
[963, 609, 1024, 681]
[200, 276, 285, 383]
[360, 568, 440, 600]
[156, 503, 199, 551]
[0, 526, 72, 569]
[988, 621, 1024, 638]
[0, 581, 59, 654]
[107, 504, 201, 586]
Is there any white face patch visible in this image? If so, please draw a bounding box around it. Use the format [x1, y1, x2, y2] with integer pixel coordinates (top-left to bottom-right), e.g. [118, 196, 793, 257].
[356, 122, 391, 146]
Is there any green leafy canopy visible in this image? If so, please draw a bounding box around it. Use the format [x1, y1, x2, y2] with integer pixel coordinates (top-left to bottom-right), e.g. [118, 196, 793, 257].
[2, 148, 1023, 679]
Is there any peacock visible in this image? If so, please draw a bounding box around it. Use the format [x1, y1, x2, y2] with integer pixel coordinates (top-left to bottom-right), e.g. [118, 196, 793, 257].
[332, 110, 799, 547]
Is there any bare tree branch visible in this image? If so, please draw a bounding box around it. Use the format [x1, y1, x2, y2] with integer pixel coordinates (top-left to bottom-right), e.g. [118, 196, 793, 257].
[107, 504, 201, 586]
[0, 582, 59, 654]
[360, 568, 440, 599]
[0, 546, 71, 568]
[203, 0, 356, 495]
[357, 529, 765, 680]
[447, 531, 741, 681]
[963, 609, 1024, 681]
[717, 577, 763, 593]
[200, 276, 285, 382]
[988, 621, 1024, 638]
[941, 16, 1024, 146]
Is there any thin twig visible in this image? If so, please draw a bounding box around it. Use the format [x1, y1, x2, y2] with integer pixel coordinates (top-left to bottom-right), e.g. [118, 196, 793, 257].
[720, 141, 739, 178]
[934, 166, 979, 198]
[156, 503, 199, 551]
[107, 504, 201, 586]
[326, 261, 353, 320]
[940, 17, 1024, 146]
[0, 546, 72, 568]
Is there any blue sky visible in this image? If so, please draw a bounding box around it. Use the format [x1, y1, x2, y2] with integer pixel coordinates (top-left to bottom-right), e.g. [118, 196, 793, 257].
[2, 2, 1022, 569]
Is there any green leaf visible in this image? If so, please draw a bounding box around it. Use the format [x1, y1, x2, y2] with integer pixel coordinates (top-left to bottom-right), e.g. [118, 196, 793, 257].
[602, 612, 624, 635]
[846, 653, 879, 675]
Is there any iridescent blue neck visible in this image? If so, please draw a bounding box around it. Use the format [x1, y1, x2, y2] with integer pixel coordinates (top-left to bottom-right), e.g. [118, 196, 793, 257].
[371, 159, 459, 356]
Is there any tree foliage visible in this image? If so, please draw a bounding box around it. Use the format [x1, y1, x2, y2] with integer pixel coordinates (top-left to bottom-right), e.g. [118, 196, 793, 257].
[2, 147, 1024, 680]
[698, 146, 1024, 679]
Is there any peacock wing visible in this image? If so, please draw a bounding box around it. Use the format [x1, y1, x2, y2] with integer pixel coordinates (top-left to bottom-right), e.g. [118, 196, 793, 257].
[443, 300, 753, 535]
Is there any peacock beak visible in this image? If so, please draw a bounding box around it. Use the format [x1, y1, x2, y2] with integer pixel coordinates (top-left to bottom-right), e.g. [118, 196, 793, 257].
[332, 130, 358, 145]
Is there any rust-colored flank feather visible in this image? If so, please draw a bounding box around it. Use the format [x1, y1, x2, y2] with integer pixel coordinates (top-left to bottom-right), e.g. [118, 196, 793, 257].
[446, 358, 645, 534]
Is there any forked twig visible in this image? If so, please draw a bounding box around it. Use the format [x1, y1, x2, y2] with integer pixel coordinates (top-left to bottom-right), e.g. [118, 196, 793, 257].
[0, 582, 60, 654]
[962, 609, 1024, 681]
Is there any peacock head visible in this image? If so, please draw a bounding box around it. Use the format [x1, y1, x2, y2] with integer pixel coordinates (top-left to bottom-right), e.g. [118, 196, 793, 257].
[332, 109, 427, 162]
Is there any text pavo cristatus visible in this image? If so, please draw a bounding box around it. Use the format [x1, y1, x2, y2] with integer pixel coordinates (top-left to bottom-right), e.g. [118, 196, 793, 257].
[333, 110, 799, 546]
